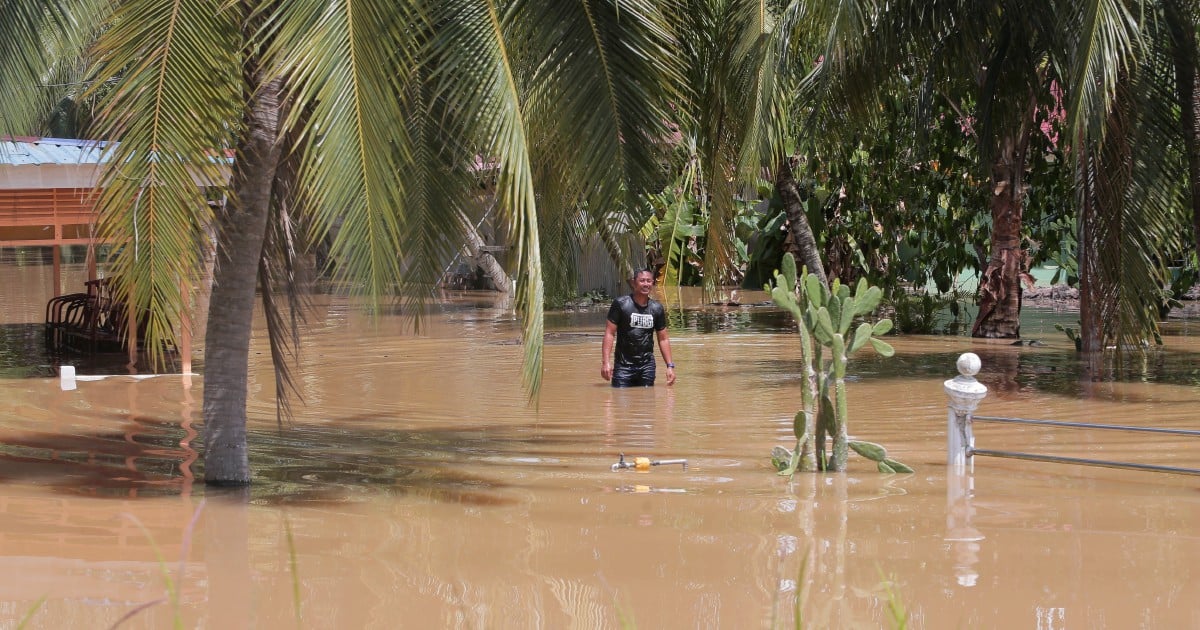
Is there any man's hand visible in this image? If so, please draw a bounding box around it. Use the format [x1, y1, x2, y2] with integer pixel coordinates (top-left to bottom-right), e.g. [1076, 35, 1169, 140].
[657, 328, 675, 386]
[602, 320, 617, 382]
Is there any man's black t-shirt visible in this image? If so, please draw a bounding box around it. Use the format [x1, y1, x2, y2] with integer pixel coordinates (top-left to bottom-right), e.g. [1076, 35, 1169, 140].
[607, 294, 667, 368]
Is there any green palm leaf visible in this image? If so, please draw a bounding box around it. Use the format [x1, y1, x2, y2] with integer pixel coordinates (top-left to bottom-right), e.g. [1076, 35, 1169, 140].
[267, 0, 423, 311]
[1079, 25, 1189, 352]
[393, 70, 479, 325]
[1060, 0, 1144, 145]
[431, 0, 545, 394]
[258, 129, 311, 425]
[86, 0, 241, 367]
[515, 0, 680, 217]
[0, 0, 107, 137]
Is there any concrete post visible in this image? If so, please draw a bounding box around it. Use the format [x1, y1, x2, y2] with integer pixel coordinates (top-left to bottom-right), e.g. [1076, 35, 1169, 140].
[179, 278, 192, 376]
[51, 244, 62, 297]
[945, 352, 987, 471]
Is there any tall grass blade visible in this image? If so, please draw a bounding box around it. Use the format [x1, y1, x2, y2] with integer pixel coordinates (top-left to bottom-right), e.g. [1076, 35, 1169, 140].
[107, 598, 168, 630]
[614, 597, 637, 630]
[600, 573, 635, 629]
[175, 501, 206, 604]
[284, 514, 303, 627]
[119, 513, 177, 620]
[879, 569, 908, 630]
[794, 552, 809, 630]
[16, 595, 46, 630]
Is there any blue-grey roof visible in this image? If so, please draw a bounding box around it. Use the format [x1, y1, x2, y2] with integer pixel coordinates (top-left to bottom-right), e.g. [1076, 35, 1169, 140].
[0, 137, 109, 166]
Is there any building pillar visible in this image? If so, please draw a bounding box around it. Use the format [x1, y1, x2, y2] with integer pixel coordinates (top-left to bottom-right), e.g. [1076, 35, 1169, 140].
[85, 239, 97, 283]
[127, 281, 138, 369]
[180, 279, 192, 375]
[51, 245, 62, 297]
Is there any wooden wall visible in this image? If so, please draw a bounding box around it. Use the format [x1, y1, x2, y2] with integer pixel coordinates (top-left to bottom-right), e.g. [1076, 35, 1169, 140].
[0, 188, 95, 246]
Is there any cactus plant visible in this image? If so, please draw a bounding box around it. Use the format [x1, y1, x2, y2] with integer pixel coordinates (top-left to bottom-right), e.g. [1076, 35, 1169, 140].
[767, 253, 911, 474]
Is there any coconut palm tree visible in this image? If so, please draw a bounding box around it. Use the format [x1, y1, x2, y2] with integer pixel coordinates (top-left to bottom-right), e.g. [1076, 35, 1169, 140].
[1072, 2, 1198, 354]
[648, 0, 770, 289]
[2, 0, 680, 484]
[746, 1, 1176, 348]
[1163, 0, 1200, 253]
[749, 2, 1050, 337]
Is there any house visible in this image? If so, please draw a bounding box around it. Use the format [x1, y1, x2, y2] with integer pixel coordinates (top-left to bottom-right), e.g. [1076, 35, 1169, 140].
[0, 137, 196, 370]
[0, 136, 108, 292]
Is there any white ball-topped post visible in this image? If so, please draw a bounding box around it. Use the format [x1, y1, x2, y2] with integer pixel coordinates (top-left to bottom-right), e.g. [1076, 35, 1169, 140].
[944, 352, 987, 470]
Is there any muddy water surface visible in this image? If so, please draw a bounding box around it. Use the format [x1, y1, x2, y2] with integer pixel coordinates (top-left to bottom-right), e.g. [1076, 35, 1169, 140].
[1, 262, 1200, 628]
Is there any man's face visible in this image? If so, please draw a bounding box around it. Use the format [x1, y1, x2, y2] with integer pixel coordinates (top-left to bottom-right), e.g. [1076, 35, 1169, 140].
[633, 271, 654, 295]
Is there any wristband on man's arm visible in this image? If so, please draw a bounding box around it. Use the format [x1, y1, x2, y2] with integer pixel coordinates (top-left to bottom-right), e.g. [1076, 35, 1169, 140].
[666, 362, 675, 368]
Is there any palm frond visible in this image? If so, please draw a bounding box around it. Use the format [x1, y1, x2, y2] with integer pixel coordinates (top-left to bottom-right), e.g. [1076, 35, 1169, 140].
[516, 0, 681, 216]
[393, 68, 478, 326]
[513, 0, 681, 293]
[793, 0, 882, 121]
[258, 122, 311, 426]
[738, 0, 792, 178]
[38, 53, 97, 137]
[663, 0, 766, 287]
[266, 0, 424, 313]
[592, 208, 640, 278]
[535, 160, 582, 304]
[0, 0, 108, 137]
[1060, 0, 1144, 145]
[1078, 50, 1185, 353]
[1107, 28, 1188, 350]
[86, 0, 242, 368]
[432, 0, 545, 395]
[701, 152, 739, 288]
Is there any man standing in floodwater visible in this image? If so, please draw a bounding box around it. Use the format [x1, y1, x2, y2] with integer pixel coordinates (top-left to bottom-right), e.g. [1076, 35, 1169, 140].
[601, 268, 676, 387]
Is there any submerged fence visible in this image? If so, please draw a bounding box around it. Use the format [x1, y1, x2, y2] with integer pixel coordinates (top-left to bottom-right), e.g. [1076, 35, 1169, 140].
[945, 352, 1200, 476]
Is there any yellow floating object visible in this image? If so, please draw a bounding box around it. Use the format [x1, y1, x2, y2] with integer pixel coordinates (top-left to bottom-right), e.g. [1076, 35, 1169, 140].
[610, 453, 688, 471]
[634, 485, 651, 493]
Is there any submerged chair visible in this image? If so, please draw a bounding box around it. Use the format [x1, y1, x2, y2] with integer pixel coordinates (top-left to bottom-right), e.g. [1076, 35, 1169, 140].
[44, 277, 152, 354]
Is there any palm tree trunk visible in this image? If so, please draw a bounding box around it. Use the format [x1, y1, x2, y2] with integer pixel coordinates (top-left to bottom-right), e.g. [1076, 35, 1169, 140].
[1077, 77, 1134, 355]
[203, 74, 284, 485]
[972, 118, 1033, 338]
[1078, 141, 1105, 353]
[459, 209, 511, 292]
[776, 156, 828, 287]
[1166, 0, 1200, 253]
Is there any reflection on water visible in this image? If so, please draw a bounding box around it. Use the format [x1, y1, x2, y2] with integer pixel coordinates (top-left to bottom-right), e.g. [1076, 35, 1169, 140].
[1, 262, 1200, 627]
[0, 323, 50, 378]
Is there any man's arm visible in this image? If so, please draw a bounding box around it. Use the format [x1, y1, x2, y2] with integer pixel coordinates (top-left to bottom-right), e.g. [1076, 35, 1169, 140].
[657, 328, 675, 385]
[601, 320, 617, 381]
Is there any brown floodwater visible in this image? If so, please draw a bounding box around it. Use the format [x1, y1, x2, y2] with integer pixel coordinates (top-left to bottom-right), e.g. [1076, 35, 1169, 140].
[2, 261, 1200, 628]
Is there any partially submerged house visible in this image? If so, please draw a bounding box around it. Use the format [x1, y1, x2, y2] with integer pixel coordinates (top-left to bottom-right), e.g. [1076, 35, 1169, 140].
[0, 137, 198, 370]
[0, 137, 106, 292]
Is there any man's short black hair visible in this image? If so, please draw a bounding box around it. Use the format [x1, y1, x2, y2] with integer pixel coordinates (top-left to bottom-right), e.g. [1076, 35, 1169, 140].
[631, 267, 655, 279]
